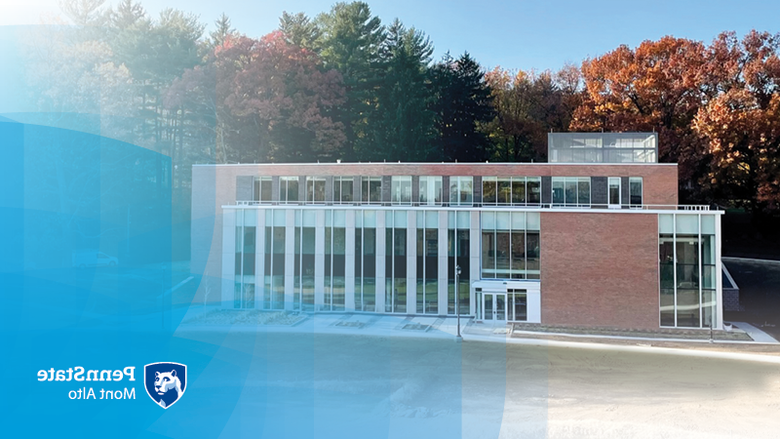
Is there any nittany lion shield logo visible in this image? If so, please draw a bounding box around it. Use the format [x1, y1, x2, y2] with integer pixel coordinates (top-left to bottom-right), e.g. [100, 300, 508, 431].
[144, 362, 187, 409]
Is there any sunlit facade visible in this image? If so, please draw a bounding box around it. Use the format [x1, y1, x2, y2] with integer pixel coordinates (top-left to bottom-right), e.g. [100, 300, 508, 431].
[192, 134, 724, 330]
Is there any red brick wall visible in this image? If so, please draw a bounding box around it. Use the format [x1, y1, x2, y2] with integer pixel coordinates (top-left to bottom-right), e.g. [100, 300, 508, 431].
[540, 212, 660, 330]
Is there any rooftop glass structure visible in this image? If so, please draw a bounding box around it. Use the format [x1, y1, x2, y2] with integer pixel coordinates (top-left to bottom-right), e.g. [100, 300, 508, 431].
[548, 132, 658, 163]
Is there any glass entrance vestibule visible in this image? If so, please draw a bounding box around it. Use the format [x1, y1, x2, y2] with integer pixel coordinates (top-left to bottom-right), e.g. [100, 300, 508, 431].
[472, 280, 541, 323]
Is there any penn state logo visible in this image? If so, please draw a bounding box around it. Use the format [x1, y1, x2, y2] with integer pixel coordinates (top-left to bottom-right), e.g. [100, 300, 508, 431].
[144, 362, 186, 409]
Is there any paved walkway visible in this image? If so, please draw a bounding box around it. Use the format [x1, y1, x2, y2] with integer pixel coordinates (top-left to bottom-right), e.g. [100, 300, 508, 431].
[177, 308, 779, 354]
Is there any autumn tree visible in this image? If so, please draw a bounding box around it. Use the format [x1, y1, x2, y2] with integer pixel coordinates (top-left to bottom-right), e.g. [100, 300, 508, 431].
[572, 37, 710, 180]
[694, 31, 780, 209]
[166, 32, 346, 163]
[483, 67, 580, 162]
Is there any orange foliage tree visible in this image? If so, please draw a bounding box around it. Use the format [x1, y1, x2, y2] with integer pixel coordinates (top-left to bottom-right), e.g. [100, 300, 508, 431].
[572, 32, 780, 209]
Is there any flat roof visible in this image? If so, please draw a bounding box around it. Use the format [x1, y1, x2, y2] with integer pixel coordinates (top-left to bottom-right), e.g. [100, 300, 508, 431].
[193, 162, 677, 167]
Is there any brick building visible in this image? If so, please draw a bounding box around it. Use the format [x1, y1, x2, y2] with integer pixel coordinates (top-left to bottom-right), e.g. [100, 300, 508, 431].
[191, 133, 723, 330]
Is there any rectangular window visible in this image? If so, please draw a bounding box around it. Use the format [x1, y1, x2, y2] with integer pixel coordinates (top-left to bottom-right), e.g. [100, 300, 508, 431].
[419, 176, 442, 205]
[629, 177, 643, 206]
[385, 226, 407, 313]
[334, 176, 353, 204]
[511, 179, 525, 205]
[482, 177, 497, 205]
[497, 178, 511, 205]
[481, 212, 540, 280]
[659, 214, 718, 329]
[279, 177, 299, 204]
[234, 214, 256, 309]
[306, 177, 326, 203]
[508, 289, 527, 321]
[527, 177, 541, 205]
[552, 177, 590, 206]
[361, 177, 382, 204]
[552, 179, 564, 205]
[253, 177, 272, 203]
[391, 176, 412, 205]
[609, 177, 621, 207]
[448, 228, 470, 315]
[450, 176, 473, 206]
[416, 217, 439, 315]
[355, 218, 377, 312]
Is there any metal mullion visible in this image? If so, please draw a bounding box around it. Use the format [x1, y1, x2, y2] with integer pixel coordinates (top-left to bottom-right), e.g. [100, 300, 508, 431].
[330, 211, 334, 310]
[672, 213, 677, 328]
[239, 214, 244, 309]
[698, 214, 703, 328]
[268, 224, 273, 311]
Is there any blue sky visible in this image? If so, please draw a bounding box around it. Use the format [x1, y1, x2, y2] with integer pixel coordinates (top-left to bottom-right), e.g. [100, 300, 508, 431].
[4, 0, 780, 71]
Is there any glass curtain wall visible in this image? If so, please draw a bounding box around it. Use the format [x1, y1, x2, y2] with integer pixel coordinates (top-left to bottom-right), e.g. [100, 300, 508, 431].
[481, 212, 540, 279]
[416, 211, 439, 314]
[354, 211, 377, 312]
[659, 214, 717, 328]
[385, 211, 407, 313]
[448, 211, 470, 315]
[234, 210, 256, 308]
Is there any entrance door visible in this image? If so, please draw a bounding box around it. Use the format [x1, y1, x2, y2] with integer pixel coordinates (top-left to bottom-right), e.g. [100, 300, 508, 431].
[481, 292, 507, 323]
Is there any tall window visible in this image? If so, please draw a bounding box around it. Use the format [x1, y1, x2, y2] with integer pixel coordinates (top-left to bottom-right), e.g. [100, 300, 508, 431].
[448, 211, 470, 315]
[552, 177, 590, 206]
[629, 177, 643, 206]
[361, 177, 382, 204]
[391, 176, 412, 205]
[507, 289, 527, 321]
[279, 177, 299, 204]
[334, 177, 353, 204]
[527, 177, 541, 204]
[419, 176, 442, 205]
[481, 212, 540, 279]
[234, 210, 256, 309]
[324, 210, 346, 311]
[659, 214, 717, 329]
[294, 210, 315, 311]
[253, 177, 272, 203]
[306, 177, 326, 204]
[385, 211, 407, 313]
[608, 177, 621, 207]
[416, 211, 439, 314]
[264, 210, 286, 310]
[355, 211, 377, 312]
[449, 176, 473, 206]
